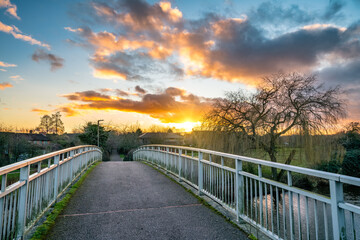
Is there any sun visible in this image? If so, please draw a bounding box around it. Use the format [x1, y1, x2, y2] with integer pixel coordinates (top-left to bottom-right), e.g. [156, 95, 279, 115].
[166, 121, 201, 132]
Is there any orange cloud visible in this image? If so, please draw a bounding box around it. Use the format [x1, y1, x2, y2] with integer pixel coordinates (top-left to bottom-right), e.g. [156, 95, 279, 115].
[0, 0, 20, 19]
[0, 60, 16, 67]
[59, 87, 213, 123]
[0, 21, 50, 49]
[0, 82, 13, 90]
[31, 108, 51, 115]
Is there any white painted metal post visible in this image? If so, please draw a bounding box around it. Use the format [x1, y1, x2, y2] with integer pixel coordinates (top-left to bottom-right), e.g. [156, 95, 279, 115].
[53, 155, 60, 200]
[16, 165, 29, 239]
[258, 165, 263, 226]
[330, 180, 346, 240]
[178, 149, 182, 182]
[288, 171, 294, 240]
[236, 159, 244, 222]
[166, 147, 169, 173]
[198, 151, 203, 195]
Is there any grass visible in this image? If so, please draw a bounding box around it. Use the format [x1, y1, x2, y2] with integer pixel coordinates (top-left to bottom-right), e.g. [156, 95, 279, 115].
[30, 162, 100, 240]
[119, 153, 125, 159]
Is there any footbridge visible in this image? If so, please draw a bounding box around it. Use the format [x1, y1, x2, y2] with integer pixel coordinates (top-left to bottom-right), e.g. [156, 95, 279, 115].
[0, 145, 359, 239]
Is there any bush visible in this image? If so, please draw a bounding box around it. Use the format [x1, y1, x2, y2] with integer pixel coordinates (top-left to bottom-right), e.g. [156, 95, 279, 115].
[342, 149, 360, 178]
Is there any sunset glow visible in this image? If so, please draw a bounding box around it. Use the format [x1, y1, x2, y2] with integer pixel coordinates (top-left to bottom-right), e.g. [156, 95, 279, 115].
[0, 0, 359, 132]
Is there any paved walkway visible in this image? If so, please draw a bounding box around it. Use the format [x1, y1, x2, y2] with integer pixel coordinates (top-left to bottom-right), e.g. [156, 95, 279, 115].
[109, 151, 122, 161]
[48, 162, 248, 240]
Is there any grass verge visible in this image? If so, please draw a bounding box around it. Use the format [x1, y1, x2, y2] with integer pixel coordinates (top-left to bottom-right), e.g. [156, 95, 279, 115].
[30, 162, 101, 240]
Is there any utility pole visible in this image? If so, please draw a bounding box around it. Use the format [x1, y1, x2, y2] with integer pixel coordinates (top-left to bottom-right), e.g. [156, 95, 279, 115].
[97, 119, 104, 147]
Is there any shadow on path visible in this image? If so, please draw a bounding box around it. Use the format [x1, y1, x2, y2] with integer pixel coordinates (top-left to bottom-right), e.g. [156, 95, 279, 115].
[48, 162, 248, 240]
[110, 150, 122, 161]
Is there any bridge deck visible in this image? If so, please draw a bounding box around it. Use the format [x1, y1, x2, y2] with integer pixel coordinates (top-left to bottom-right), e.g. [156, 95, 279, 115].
[48, 162, 248, 239]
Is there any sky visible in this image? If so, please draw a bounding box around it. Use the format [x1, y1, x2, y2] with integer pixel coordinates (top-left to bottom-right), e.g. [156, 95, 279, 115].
[0, 0, 360, 132]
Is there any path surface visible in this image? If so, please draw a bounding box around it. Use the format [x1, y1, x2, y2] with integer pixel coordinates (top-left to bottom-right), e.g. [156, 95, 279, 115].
[109, 151, 122, 161]
[48, 162, 248, 240]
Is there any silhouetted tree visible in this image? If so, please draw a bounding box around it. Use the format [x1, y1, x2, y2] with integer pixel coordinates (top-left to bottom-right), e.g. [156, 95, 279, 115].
[37, 115, 52, 133]
[205, 73, 346, 179]
[50, 112, 65, 134]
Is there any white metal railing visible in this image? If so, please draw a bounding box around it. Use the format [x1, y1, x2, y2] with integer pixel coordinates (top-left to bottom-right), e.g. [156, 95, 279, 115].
[0, 145, 102, 239]
[134, 145, 360, 240]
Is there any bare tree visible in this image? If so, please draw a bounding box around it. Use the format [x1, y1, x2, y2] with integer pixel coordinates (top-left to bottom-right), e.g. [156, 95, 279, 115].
[205, 73, 346, 179]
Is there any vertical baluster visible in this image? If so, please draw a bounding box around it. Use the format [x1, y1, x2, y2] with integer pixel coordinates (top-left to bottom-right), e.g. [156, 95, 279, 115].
[250, 178, 253, 221]
[323, 203, 328, 240]
[246, 176, 249, 217]
[329, 180, 345, 240]
[276, 186, 280, 236]
[236, 159, 243, 221]
[6, 193, 13, 239]
[255, 180, 258, 223]
[178, 149, 182, 182]
[265, 183, 268, 229]
[297, 194, 302, 240]
[288, 171, 294, 240]
[11, 190, 18, 240]
[314, 200, 319, 240]
[221, 157, 224, 203]
[282, 188, 286, 240]
[16, 165, 29, 239]
[305, 196, 310, 240]
[3, 195, 9, 238]
[0, 173, 7, 238]
[198, 151, 203, 196]
[270, 185, 274, 234]
[350, 212, 355, 239]
[258, 165, 263, 226]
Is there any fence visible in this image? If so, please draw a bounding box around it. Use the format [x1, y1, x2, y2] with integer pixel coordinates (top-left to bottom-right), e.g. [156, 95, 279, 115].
[0, 145, 102, 239]
[134, 145, 360, 240]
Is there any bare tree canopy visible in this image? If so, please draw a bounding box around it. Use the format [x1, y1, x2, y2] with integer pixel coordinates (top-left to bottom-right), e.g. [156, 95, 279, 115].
[205, 72, 346, 179]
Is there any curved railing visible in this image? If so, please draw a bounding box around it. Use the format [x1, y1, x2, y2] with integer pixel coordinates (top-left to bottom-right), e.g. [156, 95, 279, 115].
[0, 145, 102, 239]
[134, 145, 360, 240]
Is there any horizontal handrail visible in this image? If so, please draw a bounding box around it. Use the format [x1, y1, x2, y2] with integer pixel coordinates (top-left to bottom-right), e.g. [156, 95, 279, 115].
[0, 145, 102, 239]
[134, 144, 360, 240]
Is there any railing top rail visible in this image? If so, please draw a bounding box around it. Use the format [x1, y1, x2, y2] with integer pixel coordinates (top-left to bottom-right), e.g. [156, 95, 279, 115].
[137, 144, 360, 185]
[0, 145, 101, 175]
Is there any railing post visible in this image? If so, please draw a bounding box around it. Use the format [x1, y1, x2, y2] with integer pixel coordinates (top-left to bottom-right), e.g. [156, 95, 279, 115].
[53, 155, 60, 200]
[330, 180, 346, 240]
[178, 149, 182, 182]
[166, 147, 169, 173]
[258, 165, 263, 226]
[198, 151, 203, 196]
[288, 171, 294, 240]
[16, 165, 29, 239]
[236, 159, 244, 222]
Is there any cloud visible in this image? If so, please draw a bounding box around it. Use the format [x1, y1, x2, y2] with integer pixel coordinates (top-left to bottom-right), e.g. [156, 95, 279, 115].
[322, 0, 345, 20]
[0, 82, 13, 90]
[0, 69, 6, 72]
[0, 0, 20, 19]
[0, 60, 16, 67]
[59, 87, 213, 123]
[65, 1, 360, 86]
[31, 108, 51, 115]
[135, 85, 146, 94]
[0, 21, 50, 49]
[32, 49, 64, 71]
[10, 75, 24, 81]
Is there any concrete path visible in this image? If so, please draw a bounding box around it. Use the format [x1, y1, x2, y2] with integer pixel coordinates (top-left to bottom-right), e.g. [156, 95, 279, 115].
[48, 162, 248, 240]
[109, 151, 122, 161]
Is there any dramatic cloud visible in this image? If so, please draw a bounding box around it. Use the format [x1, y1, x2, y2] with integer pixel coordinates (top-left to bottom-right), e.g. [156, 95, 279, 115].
[60, 87, 213, 123]
[32, 49, 64, 71]
[0, 82, 13, 90]
[0, 0, 20, 19]
[0, 21, 50, 49]
[0, 60, 16, 67]
[323, 0, 345, 20]
[66, 0, 360, 86]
